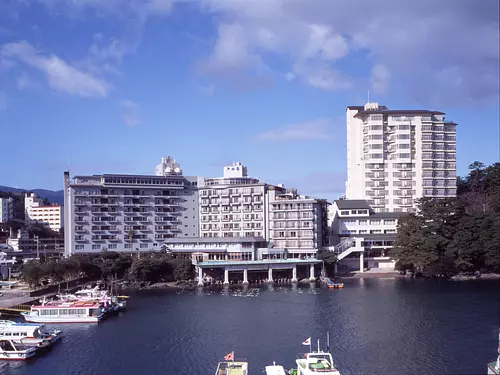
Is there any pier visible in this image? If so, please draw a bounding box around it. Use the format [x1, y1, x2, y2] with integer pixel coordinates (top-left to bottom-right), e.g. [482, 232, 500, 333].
[196, 259, 322, 286]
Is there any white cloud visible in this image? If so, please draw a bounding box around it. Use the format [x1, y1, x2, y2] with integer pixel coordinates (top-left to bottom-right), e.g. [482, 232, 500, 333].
[370, 64, 390, 94]
[0, 56, 15, 72]
[1, 41, 111, 98]
[120, 100, 141, 127]
[255, 119, 332, 141]
[16, 72, 40, 90]
[196, 0, 499, 103]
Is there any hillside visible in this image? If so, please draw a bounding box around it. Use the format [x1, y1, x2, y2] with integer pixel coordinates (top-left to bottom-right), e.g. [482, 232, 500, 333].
[0, 185, 64, 204]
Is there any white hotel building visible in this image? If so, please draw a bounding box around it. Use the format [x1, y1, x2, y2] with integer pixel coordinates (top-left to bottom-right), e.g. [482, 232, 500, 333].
[63, 157, 201, 256]
[199, 162, 268, 239]
[24, 193, 63, 231]
[64, 159, 329, 258]
[346, 103, 457, 212]
[0, 197, 13, 223]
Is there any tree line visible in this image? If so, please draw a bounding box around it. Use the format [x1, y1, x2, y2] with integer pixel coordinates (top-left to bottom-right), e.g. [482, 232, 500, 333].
[21, 251, 193, 288]
[392, 162, 500, 277]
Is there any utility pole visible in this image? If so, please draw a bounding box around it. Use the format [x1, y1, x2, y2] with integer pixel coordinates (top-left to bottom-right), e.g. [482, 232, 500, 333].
[35, 235, 39, 259]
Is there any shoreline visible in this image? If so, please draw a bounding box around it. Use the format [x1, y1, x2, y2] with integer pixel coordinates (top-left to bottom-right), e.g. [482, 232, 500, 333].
[118, 272, 500, 291]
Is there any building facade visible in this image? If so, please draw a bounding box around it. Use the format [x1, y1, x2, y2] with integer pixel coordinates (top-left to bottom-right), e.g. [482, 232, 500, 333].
[63, 157, 200, 256]
[24, 193, 63, 231]
[199, 162, 269, 240]
[330, 199, 407, 269]
[0, 197, 13, 223]
[346, 103, 457, 212]
[268, 187, 329, 257]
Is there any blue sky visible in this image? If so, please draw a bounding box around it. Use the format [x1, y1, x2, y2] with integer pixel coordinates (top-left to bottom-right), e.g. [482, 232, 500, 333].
[0, 0, 498, 200]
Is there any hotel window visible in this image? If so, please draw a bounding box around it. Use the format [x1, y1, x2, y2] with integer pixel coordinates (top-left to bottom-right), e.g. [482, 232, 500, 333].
[359, 220, 367, 225]
[92, 244, 101, 250]
[370, 220, 381, 225]
[340, 210, 349, 215]
[384, 219, 396, 225]
[359, 230, 368, 234]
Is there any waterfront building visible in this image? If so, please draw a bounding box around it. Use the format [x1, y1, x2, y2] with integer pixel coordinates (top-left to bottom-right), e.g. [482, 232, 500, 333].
[24, 193, 64, 231]
[268, 187, 329, 258]
[329, 199, 407, 270]
[63, 156, 201, 256]
[0, 197, 13, 223]
[199, 162, 269, 240]
[7, 228, 64, 258]
[346, 102, 457, 213]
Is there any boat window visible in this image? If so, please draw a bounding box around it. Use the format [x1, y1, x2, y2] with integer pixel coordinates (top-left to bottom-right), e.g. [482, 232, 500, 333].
[4, 332, 11, 336]
[59, 309, 69, 315]
[21, 332, 27, 336]
[12, 332, 20, 336]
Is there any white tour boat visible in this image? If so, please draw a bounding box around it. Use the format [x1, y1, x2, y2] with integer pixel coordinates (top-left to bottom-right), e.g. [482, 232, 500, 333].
[266, 362, 287, 375]
[21, 301, 104, 323]
[215, 352, 248, 375]
[0, 320, 63, 346]
[0, 339, 37, 360]
[290, 335, 341, 375]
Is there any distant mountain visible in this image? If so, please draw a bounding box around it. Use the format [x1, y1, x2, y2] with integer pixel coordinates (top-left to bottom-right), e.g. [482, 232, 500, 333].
[0, 186, 64, 204]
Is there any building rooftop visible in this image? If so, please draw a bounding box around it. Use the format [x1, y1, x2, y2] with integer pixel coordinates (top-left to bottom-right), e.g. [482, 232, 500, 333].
[334, 200, 371, 210]
[164, 236, 266, 244]
[354, 109, 444, 116]
[343, 212, 409, 220]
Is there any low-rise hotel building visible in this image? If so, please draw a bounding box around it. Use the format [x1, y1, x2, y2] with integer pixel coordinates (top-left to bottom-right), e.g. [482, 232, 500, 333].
[268, 187, 329, 258]
[330, 199, 407, 269]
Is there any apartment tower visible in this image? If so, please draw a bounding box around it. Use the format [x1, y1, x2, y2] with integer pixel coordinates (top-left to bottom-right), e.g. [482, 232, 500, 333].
[346, 103, 457, 212]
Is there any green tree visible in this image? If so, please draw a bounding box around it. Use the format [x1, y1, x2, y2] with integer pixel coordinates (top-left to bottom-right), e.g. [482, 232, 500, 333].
[22, 260, 44, 288]
[316, 250, 337, 277]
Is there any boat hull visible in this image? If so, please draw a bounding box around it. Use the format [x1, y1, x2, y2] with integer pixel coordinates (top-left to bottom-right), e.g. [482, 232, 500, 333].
[0, 350, 36, 360]
[21, 314, 101, 323]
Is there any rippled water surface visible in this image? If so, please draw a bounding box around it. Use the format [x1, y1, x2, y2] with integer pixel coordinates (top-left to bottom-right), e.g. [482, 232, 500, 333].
[0, 278, 498, 375]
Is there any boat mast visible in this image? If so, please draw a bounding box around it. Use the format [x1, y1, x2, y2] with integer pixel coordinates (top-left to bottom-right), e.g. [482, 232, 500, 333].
[327, 332, 330, 353]
[317, 339, 320, 353]
[496, 328, 500, 371]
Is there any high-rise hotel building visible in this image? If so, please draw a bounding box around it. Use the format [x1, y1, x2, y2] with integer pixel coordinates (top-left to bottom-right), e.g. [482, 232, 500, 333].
[63, 157, 201, 256]
[346, 103, 457, 212]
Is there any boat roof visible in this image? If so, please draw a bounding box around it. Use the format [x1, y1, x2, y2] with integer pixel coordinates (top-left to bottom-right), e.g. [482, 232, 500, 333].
[0, 322, 41, 327]
[265, 365, 287, 375]
[216, 361, 248, 375]
[33, 302, 100, 308]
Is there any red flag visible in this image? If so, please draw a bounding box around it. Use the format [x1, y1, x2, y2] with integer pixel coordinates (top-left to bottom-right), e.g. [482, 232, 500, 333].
[224, 351, 234, 361]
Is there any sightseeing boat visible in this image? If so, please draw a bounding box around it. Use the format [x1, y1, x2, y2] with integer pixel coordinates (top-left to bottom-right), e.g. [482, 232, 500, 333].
[266, 362, 287, 375]
[289, 335, 341, 375]
[0, 339, 37, 360]
[215, 351, 248, 375]
[0, 320, 63, 346]
[21, 301, 105, 323]
[488, 328, 500, 375]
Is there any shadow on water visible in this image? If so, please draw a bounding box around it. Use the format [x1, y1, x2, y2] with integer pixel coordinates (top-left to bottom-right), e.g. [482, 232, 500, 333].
[0, 278, 498, 375]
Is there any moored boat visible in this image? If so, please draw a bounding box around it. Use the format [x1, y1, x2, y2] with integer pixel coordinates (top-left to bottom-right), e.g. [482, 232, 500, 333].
[215, 351, 248, 375]
[21, 301, 104, 323]
[0, 339, 37, 360]
[488, 328, 500, 375]
[266, 362, 287, 375]
[290, 335, 341, 375]
[0, 320, 63, 345]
